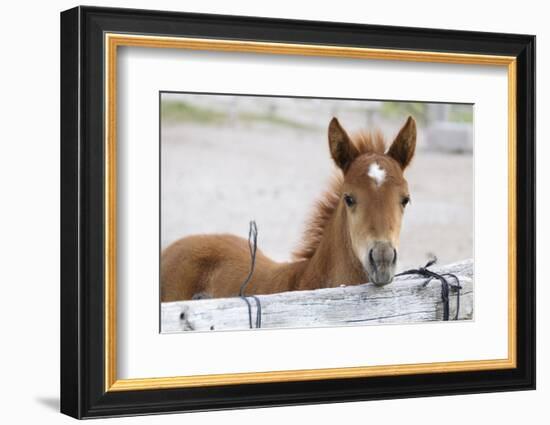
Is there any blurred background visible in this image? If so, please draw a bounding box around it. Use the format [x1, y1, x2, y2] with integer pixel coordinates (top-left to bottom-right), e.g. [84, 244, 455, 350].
[161, 93, 473, 271]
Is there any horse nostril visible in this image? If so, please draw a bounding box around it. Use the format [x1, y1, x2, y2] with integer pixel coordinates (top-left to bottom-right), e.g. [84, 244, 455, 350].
[368, 249, 377, 270]
[392, 248, 397, 265]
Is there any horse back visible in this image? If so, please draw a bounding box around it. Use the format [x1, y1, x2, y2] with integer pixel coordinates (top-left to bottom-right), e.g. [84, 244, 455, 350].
[160, 234, 278, 301]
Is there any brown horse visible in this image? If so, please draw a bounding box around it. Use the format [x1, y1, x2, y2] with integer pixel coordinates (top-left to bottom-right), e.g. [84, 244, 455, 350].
[161, 116, 416, 302]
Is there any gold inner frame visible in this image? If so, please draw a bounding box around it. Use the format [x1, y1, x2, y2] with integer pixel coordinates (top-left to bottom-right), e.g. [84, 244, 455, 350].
[104, 33, 517, 392]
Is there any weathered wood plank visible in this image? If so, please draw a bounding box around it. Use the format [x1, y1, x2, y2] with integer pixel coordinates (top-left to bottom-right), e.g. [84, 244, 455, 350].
[161, 259, 473, 332]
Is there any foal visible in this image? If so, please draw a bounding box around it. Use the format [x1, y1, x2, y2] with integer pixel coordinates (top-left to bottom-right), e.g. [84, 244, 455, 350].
[161, 116, 416, 301]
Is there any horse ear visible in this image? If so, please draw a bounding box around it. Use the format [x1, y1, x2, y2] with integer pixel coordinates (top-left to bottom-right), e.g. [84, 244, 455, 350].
[328, 118, 359, 172]
[387, 116, 416, 170]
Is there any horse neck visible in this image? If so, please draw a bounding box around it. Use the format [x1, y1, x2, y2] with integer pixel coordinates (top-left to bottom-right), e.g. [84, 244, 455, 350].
[295, 204, 367, 290]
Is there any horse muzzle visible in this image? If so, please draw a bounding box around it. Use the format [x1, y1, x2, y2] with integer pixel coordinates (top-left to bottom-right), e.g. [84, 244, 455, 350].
[365, 241, 397, 286]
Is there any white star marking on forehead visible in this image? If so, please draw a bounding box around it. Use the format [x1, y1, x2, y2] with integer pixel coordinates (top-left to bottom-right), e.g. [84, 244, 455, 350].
[368, 162, 386, 188]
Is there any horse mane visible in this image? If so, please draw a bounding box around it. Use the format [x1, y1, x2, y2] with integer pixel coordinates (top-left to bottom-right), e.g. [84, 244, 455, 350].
[292, 130, 386, 261]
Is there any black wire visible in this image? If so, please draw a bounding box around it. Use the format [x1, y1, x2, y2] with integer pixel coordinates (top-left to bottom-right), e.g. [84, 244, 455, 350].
[239, 221, 262, 329]
[395, 257, 462, 321]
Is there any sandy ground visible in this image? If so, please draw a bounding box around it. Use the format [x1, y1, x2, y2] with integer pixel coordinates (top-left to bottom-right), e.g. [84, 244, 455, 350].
[161, 122, 472, 272]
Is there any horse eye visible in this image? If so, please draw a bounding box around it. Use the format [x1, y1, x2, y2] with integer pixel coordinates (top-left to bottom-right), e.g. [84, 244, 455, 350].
[401, 196, 410, 207]
[344, 194, 356, 207]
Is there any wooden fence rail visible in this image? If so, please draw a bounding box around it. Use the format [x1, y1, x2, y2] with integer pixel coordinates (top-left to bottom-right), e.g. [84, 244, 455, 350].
[161, 259, 473, 332]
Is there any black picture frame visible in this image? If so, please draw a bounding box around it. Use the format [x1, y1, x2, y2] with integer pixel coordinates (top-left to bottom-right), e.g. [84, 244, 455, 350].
[60, 5, 535, 419]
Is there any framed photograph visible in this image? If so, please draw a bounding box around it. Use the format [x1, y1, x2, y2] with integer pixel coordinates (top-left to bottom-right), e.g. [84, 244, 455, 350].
[60, 6, 535, 419]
